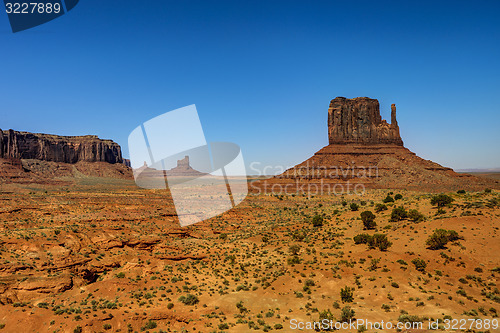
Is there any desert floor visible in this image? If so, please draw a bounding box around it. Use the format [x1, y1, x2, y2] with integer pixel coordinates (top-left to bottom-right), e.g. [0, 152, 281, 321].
[0, 178, 499, 332]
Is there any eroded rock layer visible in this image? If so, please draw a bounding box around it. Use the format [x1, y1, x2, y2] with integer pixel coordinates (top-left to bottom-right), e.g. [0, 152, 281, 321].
[0, 129, 123, 164]
[328, 97, 403, 145]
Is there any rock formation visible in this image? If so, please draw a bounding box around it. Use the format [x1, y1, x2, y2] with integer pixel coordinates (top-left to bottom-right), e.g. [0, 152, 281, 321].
[328, 97, 403, 145]
[166, 156, 206, 176]
[0, 129, 133, 183]
[252, 96, 498, 192]
[0, 129, 123, 164]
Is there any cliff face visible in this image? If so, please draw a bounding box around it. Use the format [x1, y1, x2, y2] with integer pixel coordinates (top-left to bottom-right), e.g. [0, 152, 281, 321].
[328, 97, 403, 146]
[0, 129, 123, 164]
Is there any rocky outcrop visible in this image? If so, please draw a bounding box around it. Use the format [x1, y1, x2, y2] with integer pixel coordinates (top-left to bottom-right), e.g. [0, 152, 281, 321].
[0, 129, 123, 164]
[251, 96, 499, 192]
[328, 97, 403, 145]
[166, 156, 206, 176]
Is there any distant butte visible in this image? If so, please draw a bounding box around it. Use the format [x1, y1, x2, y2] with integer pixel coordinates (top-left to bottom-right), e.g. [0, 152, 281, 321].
[253, 97, 499, 192]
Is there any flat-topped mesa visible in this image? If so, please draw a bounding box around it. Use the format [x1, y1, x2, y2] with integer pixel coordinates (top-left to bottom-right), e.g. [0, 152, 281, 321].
[328, 97, 403, 146]
[0, 129, 123, 164]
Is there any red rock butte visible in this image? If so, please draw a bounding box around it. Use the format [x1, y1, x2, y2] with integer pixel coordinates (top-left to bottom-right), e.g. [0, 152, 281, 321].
[252, 97, 499, 192]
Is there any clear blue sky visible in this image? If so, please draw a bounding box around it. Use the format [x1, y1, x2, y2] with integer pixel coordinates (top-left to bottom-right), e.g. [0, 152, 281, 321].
[1, 0, 499, 173]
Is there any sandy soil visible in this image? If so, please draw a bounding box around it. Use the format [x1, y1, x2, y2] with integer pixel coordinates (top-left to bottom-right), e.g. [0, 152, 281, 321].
[0, 179, 499, 332]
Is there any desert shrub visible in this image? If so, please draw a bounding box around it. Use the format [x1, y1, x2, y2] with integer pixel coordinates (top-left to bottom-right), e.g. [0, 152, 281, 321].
[103, 324, 112, 330]
[312, 215, 324, 227]
[485, 188, 492, 193]
[360, 211, 376, 230]
[486, 198, 498, 208]
[353, 234, 391, 251]
[426, 229, 449, 249]
[143, 320, 157, 330]
[289, 244, 301, 255]
[115, 272, 125, 278]
[435, 207, 446, 215]
[394, 194, 403, 200]
[341, 201, 347, 206]
[412, 258, 427, 272]
[179, 294, 199, 305]
[291, 230, 307, 241]
[318, 309, 335, 329]
[407, 209, 425, 222]
[167, 302, 174, 309]
[340, 286, 354, 303]
[430, 194, 453, 207]
[73, 327, 82, 333]
[219, 233, 228, 240]
[274, 324, 284, 329]
[350, 203, 359, 211]
[375, 203, 387, 212]
[398, 314, 424, 323]
[390, 206, 407, 221]
[353, 233, 371, 244]
[446, 230, 463, 242]
[426, 229, 462, 249]
[218, 323, 229, 330]
[383, 195, 394, 203]
[287, 256, 301, 265]
[457, 189, 466, 194]
[368, 234, 392, 251]
[304, 279, 315, 287]
[339, 306, 355, 322]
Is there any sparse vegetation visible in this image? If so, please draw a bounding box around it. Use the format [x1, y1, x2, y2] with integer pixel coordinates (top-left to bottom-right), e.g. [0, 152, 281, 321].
[430, 194, 453, 207]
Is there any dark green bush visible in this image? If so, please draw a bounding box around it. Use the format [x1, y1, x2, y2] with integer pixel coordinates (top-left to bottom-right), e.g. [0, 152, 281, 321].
[383, 195, 394, 203]
[426, 229, 449, 249]
[368, 234, 392, 251]
[353, 233, 371, 244]
[375, 203, 388, 212]
[289, 244, 301, 255]
[407, 209, 425, 222]
[340, 286, 354, 303]
[312, 215, 324, 227]
[340, 306, 355, 322]
[390, 206, 407, 221]
[426, 229, 463, 249]
[411, 258, 427, 272]
[350, 203, 359, 211]
[360, 211, 376, 230]
[143, 320, 157, 330]
[430, 194, 453, 207]
[179, 294, 199, 305]
[353, 233, 392, 251]
[394, 194, 403, 200]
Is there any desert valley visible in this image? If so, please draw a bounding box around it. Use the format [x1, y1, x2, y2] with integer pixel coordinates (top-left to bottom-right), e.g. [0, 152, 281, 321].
[0, 97, 499, 333]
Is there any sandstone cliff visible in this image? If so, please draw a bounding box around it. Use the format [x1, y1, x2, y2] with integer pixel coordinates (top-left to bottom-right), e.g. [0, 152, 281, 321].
[328, 97, 403, 145]
[0, 129, 123, 164]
